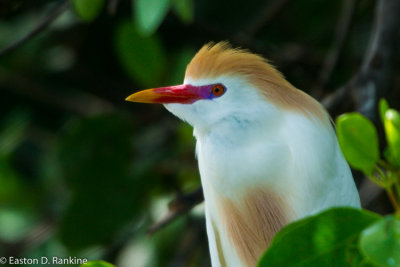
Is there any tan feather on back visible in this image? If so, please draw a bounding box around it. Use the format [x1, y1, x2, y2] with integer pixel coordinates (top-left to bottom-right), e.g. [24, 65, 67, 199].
[216, 188, 290, 267]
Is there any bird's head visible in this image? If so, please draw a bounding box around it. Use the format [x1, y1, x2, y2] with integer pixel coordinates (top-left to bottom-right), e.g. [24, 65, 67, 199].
[126, 42, 327, 134]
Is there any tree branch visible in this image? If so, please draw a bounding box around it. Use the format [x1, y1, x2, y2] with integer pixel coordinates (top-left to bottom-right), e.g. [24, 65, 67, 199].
[108, 0, 119, 15]
[322, 0, 400, 211]
[148, 187, 204, 234]
[1, 220, 56, 257]
[0, 0, 70, 57]
[234, 0, 289, 43]
[322, 0, 400, 120]
[314, 0, 356, 94]
[0, 72, 114, 116]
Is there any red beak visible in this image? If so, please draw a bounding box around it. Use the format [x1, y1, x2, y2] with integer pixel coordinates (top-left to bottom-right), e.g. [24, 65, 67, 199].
[125, 84, 205, 104]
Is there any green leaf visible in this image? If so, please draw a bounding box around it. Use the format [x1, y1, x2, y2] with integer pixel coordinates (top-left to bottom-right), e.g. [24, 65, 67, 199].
[0, 109, 30, 157]
[81, 261, 115, 267]
[0, 159, 24, 204]
[167, 48, 195, 85]
[58, 114, 151, 249]
[171, 0, 194, 24]
[336, 113, 379, 174]
[71, 0, 105, 22]
[0, 208, 36, 242]
[60, 188, 144, 249]
[346, 239, 376, 267]
[383, 109, 400, 167]
[359, 216, 400, 267]
[114, 20, 166, 87]
[58, 114, 133, 190]
[379, 99, 390, 125]
[153, 216, 187, 265]
[134, 0, 171, 35]
[258, 208, 381, 267]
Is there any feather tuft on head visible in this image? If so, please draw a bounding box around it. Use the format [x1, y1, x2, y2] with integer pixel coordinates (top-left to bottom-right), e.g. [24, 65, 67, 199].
[185, 42, 328, 123]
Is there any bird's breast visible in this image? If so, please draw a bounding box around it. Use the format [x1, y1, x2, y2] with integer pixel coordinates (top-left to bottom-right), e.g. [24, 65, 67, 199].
[196, 126, 293, 199]
[196, 126, 298, 267]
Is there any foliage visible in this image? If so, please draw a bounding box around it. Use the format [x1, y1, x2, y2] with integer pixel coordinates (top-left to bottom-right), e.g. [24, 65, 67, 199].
[258, 208, 380, 267]
[336, 100, 400, 212]
[134, 0, 194, 35]
[259, 208, 400, 267]
[383, 109, 400, 168]
[114, 20, 167, 87]
[134, 0, 171, 36]
[58, 114, 151, 249]
[336, 113, 379, 175]
[72, 0, 106, 22]
[81, 261, 116, 267]
[359, 216, 400, 267]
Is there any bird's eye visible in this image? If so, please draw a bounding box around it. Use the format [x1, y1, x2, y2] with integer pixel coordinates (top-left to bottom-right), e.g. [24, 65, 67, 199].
[211, 84, 226, 97]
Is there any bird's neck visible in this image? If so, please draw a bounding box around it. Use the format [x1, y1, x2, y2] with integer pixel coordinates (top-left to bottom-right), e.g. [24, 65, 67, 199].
[195, 112, 286, 197]
[195, 112, 293, 266]
[194, 110, 281, 147]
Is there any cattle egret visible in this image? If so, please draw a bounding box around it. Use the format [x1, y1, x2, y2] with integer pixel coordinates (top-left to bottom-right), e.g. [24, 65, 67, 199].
[126, 42, 361, 267]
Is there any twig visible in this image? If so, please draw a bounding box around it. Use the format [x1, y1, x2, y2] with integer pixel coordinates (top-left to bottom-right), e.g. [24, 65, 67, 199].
[0, 72, 114, 116]
[387, 186, 400, 213]
[314, 0, 356, 93]
[322, 76, 355, 115]
[322, 0, 400, 120]
[234, 0, 289, 42]
[108, 0, 119, 15]
[323, 0, 400, 211]
[195, 0, 289, 55]
[148, 187, 204, 234]
[171, 220, 207, 266]
[0, 0, 70, 57]
[354, 0, 400, 119]
[2, 220, 56, 257]
[359, 178, 383, 208]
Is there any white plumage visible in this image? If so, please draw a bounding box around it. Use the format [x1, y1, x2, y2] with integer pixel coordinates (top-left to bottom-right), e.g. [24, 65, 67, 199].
[168, 75, 360, 267]
[126, 42, 360, 267]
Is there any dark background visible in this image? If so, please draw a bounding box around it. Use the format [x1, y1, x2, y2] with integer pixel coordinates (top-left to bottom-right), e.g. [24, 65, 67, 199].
[0, 0, 399, 266]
